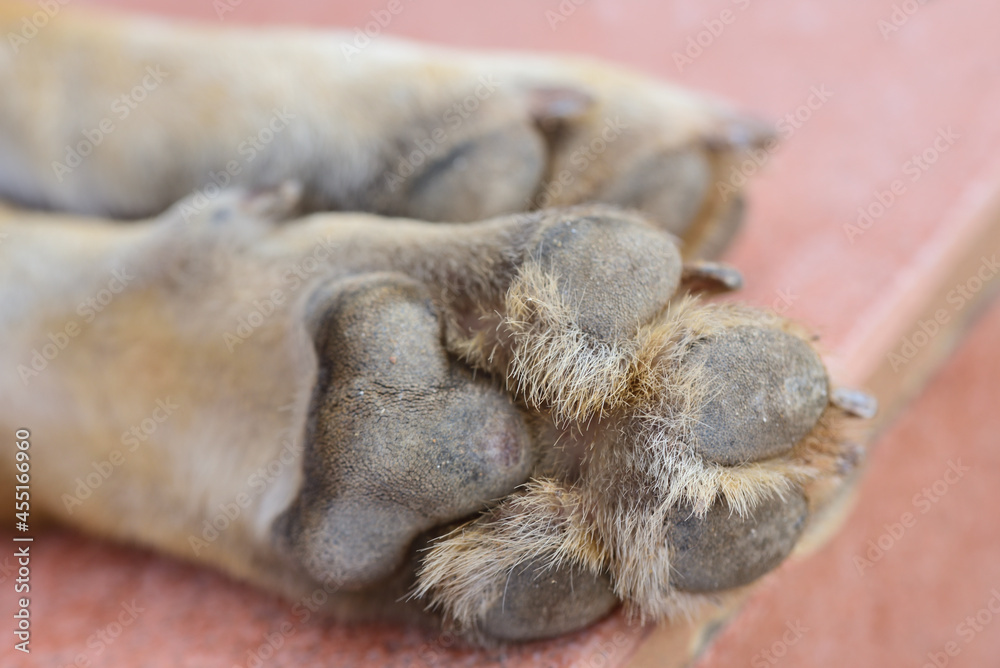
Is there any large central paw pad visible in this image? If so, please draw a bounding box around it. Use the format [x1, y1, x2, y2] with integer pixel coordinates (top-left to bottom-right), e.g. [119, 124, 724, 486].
[280, 275, 532, 589]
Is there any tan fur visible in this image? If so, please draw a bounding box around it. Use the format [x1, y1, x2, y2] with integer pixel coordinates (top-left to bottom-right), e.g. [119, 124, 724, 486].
[418, 287, 858, 629]
[0, 1, 768, 254]
[0, 2, 871, 645]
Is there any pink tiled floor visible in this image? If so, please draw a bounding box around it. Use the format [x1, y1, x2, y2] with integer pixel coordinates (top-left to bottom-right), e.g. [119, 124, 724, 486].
[5, 1, 1000, 666]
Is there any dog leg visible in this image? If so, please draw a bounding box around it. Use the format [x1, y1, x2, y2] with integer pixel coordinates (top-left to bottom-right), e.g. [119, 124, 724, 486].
[0, 3, 767, 256]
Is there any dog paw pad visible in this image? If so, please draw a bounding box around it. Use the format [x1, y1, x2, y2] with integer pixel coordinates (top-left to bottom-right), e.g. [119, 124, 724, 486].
[666, 491, 808, 592]
[687, 326, 829, 466]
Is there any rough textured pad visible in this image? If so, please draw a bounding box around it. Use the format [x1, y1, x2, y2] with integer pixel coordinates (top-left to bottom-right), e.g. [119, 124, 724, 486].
[478, 558, 618, 642]
[667, 491, 808, 593]
[688, 326, 829, 465]
[282, 275, 533, 588]
[533, 214, 682, 340]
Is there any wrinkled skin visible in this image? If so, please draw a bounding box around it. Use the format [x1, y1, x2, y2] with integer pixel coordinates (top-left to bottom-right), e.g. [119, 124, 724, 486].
[0, 3, 874, 647]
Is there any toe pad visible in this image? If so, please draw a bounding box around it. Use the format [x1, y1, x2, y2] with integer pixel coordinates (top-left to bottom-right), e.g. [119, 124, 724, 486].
[688, 326, 829, 465]
[667, 491, 808, 592]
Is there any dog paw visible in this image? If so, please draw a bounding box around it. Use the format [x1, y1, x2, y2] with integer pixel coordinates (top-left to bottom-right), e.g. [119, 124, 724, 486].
[367, 56, 771, 259]
[249, 201, 872, 643]
[407, 207, 872, 641]
[518, 62, 773, 259]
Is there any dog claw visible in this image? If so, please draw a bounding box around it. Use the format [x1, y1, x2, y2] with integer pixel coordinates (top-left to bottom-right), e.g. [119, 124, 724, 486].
[681, 260, 744, 294]
[831, 386, 878, 419]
